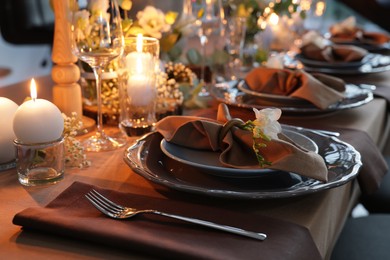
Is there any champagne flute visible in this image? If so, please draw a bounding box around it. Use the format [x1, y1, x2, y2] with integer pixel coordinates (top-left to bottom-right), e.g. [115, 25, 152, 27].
[69, 0, 126, 151]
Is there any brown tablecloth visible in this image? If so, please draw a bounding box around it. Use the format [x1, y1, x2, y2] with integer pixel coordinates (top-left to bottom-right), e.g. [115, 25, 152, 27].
[13, 182, 321, 260]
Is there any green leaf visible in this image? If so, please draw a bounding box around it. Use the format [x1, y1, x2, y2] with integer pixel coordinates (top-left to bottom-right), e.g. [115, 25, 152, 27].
[160, 33, 180, 52]
[186, 48, 202, 65]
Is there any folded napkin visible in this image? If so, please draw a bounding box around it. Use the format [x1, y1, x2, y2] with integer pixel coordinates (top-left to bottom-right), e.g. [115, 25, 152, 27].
[301, 43, 368, 62]
[300, 30, 368, 62]
[192, 106, 388, 195]
[13, 181, 322, 260]
[156, 104, 328, 182]
[330, 16, 390, 45]
[244, 67, 345, 109]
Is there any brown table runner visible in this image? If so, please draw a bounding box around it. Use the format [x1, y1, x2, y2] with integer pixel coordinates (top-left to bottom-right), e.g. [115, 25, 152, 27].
[13, 181, 321, 260]
[193, 106, 388, 195]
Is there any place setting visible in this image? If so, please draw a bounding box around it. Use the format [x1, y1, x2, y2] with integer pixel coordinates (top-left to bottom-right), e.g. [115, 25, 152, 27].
[293, 29, 390, 75]
[124, 103, 362, 199]
[327, 16, 390, 52]
[210, 66, 374, 116]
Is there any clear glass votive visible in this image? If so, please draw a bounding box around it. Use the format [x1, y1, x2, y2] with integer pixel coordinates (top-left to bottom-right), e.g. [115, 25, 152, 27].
[118, 36, 160, 137]
[14, 137, 65, 186]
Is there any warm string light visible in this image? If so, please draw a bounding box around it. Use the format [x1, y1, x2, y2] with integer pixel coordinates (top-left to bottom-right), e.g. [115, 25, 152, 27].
[315, 1, 326, 16]
[257, 1, 305, 30]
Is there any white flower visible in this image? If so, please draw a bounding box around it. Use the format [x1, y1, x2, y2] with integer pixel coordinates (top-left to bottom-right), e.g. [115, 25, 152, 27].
[136, 6, 171, 39]
[252, 107, 282, 140]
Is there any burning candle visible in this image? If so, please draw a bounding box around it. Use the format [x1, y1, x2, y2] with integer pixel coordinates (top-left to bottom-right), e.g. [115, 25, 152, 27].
[0, 97, 18, 163]
[125, 34, 156, 106]
[13, 79, 64, 144]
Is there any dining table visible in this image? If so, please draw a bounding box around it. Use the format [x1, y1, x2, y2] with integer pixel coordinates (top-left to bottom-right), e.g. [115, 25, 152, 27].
[2, 1, 390, 259]
[0, 68, 389, 260]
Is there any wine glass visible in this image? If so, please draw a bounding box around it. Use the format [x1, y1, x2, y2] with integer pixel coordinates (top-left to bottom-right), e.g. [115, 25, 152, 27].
[191, 0, 225, 96]
[225, 16, 247, 80]
[69, 0, 126, 151]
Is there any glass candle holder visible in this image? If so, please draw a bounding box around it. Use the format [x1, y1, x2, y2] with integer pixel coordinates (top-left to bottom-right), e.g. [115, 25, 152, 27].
[14, 137, 65, 186]
[118, 36, 160, 136]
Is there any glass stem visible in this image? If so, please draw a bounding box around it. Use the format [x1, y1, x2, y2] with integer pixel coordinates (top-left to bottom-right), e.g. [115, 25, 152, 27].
[92, 66, 104, 136]
[200, 34, 208, 84]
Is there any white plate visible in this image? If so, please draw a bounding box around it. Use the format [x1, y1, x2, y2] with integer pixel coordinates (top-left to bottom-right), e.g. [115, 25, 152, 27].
[160, 129, 318, 178]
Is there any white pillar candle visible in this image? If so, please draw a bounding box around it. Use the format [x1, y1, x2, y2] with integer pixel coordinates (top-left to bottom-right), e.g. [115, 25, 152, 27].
[0, 97, 18, 163]
[13, 79, 64, 144]
[125, 34, 156, 107]
[126, 74, 155, 106]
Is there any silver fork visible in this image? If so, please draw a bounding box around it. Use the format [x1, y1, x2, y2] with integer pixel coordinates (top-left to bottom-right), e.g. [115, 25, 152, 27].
[85, 189, 267, 241]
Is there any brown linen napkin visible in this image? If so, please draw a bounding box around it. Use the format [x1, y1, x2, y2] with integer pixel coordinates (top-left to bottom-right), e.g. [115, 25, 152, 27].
[300, 43, 368, 62]
[13, 181, 322, 260]
[329, 18, 390, 45]
[191, 106, 387, 195]
[277, 119, 388, 195]
[244, 68, 345, 109]
[156, 104, 328, 182]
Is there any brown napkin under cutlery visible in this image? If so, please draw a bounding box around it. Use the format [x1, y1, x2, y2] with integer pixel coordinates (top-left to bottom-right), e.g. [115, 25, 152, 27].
[13, 181, 322, 260]
[156, 104, 328, 182]
[244, 68, 345, 109]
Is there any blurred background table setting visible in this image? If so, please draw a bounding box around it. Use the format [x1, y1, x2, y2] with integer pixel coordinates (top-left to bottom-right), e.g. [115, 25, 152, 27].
[1, 0, 390, 259]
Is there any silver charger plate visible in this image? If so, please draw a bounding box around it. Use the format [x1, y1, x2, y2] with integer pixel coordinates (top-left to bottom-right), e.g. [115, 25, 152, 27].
[295, 53, 390, 75]
[124, 125, 362, 199]
[160, 129, 318, 178]
[211, 80, 373, 115]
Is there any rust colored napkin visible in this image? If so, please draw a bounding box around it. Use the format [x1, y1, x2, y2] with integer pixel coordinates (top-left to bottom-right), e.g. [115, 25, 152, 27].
[13, 181, 322, 260]
[331, 30, 390, 45]
[330, 17, 390, 45]
[300, 43, 368, 62]
[156, 104, 328, 182]
[244, 68, 345, 109]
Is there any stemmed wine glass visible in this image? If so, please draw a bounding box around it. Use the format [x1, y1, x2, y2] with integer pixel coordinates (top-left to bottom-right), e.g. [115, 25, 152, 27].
[191, 0, 224, 96]
[69, 0, 126, 151]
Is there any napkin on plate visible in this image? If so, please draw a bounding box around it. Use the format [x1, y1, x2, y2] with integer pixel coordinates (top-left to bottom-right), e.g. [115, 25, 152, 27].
[244, 67, 345, 109]
[329, 16, 390, 45]
[12, 181, 322, 259]
[156, 104, 328, 182]
[300, 30, 368, 62]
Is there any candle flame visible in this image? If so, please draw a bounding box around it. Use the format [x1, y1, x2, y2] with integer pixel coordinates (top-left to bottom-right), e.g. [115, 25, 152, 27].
[30, 78, 37, 101]
[136, 34, 143, 53]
